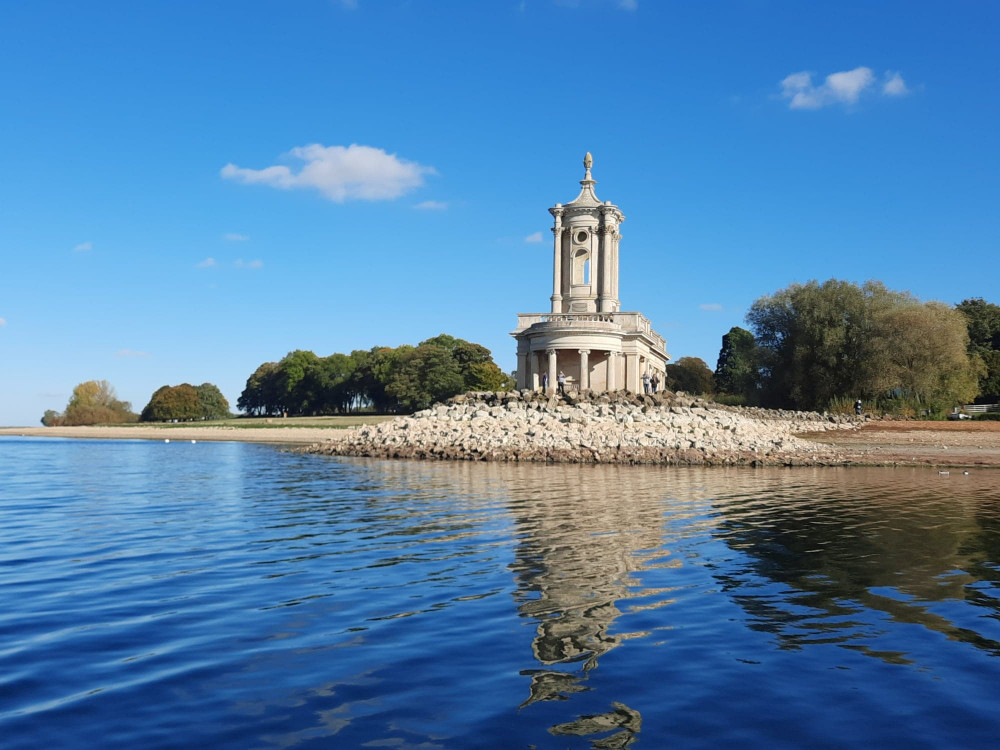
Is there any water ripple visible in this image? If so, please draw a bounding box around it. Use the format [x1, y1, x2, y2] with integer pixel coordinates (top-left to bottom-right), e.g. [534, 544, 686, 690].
[2, 438, 1000, 748]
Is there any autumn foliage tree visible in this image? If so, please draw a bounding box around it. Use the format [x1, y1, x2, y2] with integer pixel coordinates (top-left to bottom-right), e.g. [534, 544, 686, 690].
[41, 380, 138, 426]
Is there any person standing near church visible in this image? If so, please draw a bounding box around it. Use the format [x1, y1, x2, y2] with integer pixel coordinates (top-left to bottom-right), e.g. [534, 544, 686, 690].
[557, 371, 566, 395]
[642, 371, 651, 394]
[541, 372, 548, 392]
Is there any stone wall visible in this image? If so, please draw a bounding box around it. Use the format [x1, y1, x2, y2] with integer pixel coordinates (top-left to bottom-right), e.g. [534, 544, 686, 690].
[302, 390, 865, 466]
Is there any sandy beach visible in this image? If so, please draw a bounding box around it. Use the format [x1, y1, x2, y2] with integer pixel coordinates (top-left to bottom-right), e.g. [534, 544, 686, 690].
[5, 417, 1000, 467]
[0, 425, 350, 444]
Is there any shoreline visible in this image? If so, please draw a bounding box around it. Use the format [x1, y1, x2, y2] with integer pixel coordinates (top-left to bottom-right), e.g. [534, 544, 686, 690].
[6, 401, 1000, 468]
[0, 425, 335, 444]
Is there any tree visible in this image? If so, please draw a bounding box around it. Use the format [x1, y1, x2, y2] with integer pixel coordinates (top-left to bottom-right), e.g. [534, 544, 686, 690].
[140, 384, 201, 422]
[875, 302, 981, 411]
[237, 362, 281, 416]
[956, 298, 1000, 401]
[386, 343, 465, 411]
[195, 383, 231, 419]
[47, 380, 138, 425]
[747, 279, 981, 412]
[714, 326, 757, 398]
[664, 357, 715, 395]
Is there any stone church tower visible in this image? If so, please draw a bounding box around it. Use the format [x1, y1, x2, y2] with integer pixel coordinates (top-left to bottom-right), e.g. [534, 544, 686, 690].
[512, 154, 670, 393]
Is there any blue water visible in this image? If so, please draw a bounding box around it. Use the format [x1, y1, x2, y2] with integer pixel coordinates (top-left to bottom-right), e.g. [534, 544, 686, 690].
[3, 437, 1000, 749]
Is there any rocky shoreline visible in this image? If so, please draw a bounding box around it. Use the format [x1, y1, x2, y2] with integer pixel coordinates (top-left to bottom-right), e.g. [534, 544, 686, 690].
[301, 390, 866, 466]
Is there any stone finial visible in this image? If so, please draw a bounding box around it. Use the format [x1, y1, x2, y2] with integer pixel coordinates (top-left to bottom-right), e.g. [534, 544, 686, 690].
[584, 152, 593, 170]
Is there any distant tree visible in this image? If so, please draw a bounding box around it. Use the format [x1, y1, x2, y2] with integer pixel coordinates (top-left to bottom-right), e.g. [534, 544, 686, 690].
[141, 384, 202, 422]
[237, 362, 281, 416]
[714, 326, 757, 398]
[41, 409, 62, 427]
[386, 343, 465, 411]
[195, 383, 231, 419]
[875, 302, 980, 411]
[956, 298, 1000, 401]
[747, 279, 981, 412]
[664, 357, 715, 395]
[49, 380, 138, 425]
[420, 334, 514, 391]
[238, 335, 511, 416]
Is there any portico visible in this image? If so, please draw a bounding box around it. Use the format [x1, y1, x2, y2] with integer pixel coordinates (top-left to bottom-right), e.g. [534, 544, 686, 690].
[512, 154, 669, 393]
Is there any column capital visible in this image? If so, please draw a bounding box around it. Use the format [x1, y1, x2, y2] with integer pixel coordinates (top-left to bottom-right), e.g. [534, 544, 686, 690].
[578, 349, 590, 355]
[545, 348, 557, 356]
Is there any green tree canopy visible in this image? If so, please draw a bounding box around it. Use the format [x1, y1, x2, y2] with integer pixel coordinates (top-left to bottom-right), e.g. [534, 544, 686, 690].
[664, 357, 715, 395]
[956, 298, 1000, 401]
[747, 279, 980, 412]
[386, 342, 465, 412]
[714, 326, 757, 398]
[236, 334, 511, 416]
[140, 383, 202, 422]
[195, 383, 231, 419]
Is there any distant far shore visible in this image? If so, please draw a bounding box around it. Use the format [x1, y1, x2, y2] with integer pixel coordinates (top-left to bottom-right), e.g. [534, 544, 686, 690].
[4, 408, 1000, 468]
[0, 415, 393, 445]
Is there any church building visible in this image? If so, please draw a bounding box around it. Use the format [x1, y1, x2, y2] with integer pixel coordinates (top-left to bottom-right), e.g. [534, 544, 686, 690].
[512, 154, 670, 393]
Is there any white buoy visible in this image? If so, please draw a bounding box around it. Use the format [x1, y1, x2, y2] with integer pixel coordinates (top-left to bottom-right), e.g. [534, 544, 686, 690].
[164, 438, 170, 443]
[191, 439, 196, 444]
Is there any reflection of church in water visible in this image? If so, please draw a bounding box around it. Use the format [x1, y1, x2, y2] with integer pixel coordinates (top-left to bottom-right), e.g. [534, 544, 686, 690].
[512, 154, 670, 393]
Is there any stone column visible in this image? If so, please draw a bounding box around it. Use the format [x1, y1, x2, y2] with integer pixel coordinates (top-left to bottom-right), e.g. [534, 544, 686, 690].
[547, 349, 558, 394]
[516, 352, 527, 390]
[611, 234, 621, 300]
[625, 353, 639, 393]
[529, 350, 538, 390]
[607, 351, 617, 391]
[599, 226, 612, 312]
[551, 212, 563, 313]
[578, 349, 590, 391]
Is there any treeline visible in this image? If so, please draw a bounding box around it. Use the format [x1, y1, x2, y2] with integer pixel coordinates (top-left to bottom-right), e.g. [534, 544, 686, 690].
[238, 334, 514, 416]
[42, 380, 231, 426]
[704, 280, 999, 415]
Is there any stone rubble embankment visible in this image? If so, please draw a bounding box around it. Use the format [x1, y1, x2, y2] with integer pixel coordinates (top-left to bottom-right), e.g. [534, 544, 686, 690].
[302, 389, 866, 466]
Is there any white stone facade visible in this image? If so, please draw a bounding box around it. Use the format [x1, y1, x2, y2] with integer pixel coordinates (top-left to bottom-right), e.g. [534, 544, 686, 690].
[512, 154, 670, 393]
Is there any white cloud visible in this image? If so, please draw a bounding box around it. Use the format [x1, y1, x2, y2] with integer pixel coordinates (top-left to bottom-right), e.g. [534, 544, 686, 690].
[196, 257, 217, 268]
[699, 303, 723, 311]
[0, 317, 6, 326]
[73, 241, 93, 252]
[235, 259, 263, 269]
[781, 66, 881, 109]
[883, 71, 909, 97]
[525, 231, 544, 243]
[224, 232, 249, 242]
[414, 200, 448, 210]
[221, 143, 435, 203]
[115, 349, 150, 358]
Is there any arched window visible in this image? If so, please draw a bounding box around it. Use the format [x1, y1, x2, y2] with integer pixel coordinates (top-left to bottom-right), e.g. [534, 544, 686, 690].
[573, 249, 590, 285]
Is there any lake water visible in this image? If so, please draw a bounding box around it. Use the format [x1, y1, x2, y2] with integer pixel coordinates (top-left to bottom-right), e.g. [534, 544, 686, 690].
[2, 437, 1000, 749]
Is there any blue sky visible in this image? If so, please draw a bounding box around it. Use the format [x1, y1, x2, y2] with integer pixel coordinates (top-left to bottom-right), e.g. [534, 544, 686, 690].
[1, 0, 997, 425]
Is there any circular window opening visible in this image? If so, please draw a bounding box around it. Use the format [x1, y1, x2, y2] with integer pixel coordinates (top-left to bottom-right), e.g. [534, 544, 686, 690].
[575, 230, 588, 244]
